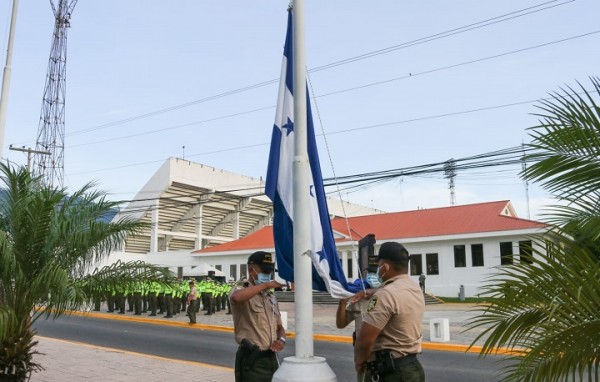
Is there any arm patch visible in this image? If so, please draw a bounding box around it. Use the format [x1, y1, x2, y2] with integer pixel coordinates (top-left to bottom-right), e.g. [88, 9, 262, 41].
[367, 296, 378, 312]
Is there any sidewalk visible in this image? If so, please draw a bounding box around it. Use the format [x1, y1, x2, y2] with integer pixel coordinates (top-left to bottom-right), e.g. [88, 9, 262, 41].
[30, 302, 487, 381]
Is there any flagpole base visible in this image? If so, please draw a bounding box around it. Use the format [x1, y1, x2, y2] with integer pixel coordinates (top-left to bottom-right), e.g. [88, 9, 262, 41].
[272, 356, 337, 382]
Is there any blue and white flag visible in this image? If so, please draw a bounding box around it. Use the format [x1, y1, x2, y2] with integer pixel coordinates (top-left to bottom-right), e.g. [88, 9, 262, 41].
[266, 11, 354, 299]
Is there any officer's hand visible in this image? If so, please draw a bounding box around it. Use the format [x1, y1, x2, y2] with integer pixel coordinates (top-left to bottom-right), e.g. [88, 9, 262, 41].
[270, 339, 285, 352]
[355, 361, 366, 374]
[350, 290, 367, 303]
[268, 280, 285, 290]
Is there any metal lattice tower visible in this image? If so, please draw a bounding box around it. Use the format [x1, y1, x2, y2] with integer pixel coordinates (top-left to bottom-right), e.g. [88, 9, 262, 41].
[33, 0, 78, 187]
[444, 159, 457, 206]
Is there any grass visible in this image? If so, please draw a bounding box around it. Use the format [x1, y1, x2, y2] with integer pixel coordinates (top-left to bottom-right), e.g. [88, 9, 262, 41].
[437, 296, 489, 303]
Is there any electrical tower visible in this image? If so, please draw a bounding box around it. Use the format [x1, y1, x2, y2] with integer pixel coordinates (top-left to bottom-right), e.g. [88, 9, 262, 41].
[33, 0, 78, 187]
[444, 159, 457, 206]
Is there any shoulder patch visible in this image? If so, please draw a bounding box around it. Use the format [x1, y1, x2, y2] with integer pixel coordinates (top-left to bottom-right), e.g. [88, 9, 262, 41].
[367, 296, 378, 312]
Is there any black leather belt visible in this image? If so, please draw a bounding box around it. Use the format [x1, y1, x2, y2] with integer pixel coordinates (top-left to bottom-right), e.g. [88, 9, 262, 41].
[238, 346, 274, 358]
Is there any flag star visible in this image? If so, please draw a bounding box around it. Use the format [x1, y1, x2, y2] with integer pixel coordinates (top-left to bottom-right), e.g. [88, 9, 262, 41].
[316, 250, 327, 262]
[281, 118, 294, 136]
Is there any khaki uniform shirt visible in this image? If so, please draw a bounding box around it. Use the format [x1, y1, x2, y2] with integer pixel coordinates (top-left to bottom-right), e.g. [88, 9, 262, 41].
[363, 274, 424, 359]
[230, 279, 282, 351]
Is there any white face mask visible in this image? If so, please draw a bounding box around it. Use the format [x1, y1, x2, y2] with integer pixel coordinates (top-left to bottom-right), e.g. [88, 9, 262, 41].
[376, 264, 388, 284]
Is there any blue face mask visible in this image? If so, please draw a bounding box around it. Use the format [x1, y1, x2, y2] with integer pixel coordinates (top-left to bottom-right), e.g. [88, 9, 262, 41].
[256, 273, 272, 285]
[366, 273, 381, 288]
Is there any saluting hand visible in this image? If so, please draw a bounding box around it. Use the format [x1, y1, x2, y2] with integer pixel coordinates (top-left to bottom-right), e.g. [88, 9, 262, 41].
[268, 280, 285, 290]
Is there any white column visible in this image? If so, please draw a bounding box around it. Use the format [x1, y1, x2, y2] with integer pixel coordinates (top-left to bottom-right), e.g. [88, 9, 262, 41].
[150, 200, 159, 252]
[194, 204, 203, 250]
[233, 211, 240, 240]
[341, 250, 348, 279]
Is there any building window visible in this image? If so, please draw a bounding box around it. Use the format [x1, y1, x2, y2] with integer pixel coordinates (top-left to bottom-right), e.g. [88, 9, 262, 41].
[230, 264, 237, 281]
[426, 253, 439, 275]
[215, 265, 222, 271]
[410, 254, 422, 276]
[347, 258, 353, 278]
[471, 244, 484, 267]
[240, 264, 247, 278]
[519, 240, 533, 264]
[454, 245, 466, 267]
[500, 242, 513, 265]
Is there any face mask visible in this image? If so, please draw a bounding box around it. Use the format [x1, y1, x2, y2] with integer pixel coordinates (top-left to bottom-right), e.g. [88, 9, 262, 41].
[255, 272, 272, 285]
[376, 264, 388, 284]
[366, 273, 381, 288]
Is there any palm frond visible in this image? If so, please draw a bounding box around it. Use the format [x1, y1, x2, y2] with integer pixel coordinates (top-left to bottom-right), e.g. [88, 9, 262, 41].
[523, 77, 600, 200]
[466, 234, 600, 382]
[0, 163, 174, 377]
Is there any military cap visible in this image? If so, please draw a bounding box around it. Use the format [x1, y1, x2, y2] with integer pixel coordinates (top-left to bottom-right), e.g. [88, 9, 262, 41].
[376, 242, 410, 263]
[247, 251, 275, 272]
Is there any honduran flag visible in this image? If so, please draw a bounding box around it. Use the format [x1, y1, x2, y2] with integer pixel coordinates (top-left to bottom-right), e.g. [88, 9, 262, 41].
[266, 10, 356, 299]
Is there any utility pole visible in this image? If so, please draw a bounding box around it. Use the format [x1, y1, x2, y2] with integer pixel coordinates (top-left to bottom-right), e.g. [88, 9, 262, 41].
[521, 142, 531, 220]
[0, 0, 20, 159]
[9, 145, 51, 172]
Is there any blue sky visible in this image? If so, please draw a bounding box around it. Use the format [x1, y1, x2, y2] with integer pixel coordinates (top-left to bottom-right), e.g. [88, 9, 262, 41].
[1, 0, 598, 220]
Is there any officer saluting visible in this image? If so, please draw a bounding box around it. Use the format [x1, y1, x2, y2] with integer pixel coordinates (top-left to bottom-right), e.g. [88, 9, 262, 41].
[230, 251, 286, 382]
[354, 242, 426, 382]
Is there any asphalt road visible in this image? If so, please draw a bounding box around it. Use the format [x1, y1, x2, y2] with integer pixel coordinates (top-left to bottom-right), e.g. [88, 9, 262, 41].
[33, 315, 509, 381]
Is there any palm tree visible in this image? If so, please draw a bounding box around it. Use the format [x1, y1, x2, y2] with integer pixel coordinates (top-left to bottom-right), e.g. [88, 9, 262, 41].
[0, 163, 174, 381]
[467, 77, 600, 382]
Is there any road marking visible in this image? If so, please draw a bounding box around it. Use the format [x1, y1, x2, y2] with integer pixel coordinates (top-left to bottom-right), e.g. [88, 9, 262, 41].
[68, 310, 521, 355]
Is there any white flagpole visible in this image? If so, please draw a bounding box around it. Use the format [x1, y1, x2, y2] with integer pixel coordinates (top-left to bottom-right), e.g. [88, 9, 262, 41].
[291, 0, 314, 360]
[273, 1, 337, 380]
[0, 0, 20, 160]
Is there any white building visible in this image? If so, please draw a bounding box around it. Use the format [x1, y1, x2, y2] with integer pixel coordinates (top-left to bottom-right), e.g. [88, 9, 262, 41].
[192, 200, 547, 298]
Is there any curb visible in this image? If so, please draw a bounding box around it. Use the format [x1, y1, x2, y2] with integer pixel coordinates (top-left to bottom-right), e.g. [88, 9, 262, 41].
[68, 310, 520, 354]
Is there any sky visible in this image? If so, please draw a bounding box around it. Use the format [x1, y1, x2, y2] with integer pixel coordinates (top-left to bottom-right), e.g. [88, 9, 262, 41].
[0, 0, 598, 221]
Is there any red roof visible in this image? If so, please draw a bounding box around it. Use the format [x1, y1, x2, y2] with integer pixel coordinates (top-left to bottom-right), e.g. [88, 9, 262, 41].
[193, 201, 546, 254]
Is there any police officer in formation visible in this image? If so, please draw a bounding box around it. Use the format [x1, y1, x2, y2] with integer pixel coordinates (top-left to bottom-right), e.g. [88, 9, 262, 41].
[354, 242, 426, 382]
[95, 276, 234, 319]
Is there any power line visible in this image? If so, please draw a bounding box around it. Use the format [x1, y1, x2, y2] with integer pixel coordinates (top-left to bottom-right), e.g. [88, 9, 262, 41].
[68, 87, 587, 177]
[66, 30, 598, 151]
[54, 0, 573, 138]
[311, 0, 574, 72]
[111, 145, 531, 224]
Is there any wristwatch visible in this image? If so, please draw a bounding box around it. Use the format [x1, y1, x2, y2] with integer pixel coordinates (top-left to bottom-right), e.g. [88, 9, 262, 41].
[278, 336, 286, 344]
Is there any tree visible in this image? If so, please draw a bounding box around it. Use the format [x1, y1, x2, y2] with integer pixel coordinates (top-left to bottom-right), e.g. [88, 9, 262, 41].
[0, 164, 174, 381]
[467, 77, 600, 382]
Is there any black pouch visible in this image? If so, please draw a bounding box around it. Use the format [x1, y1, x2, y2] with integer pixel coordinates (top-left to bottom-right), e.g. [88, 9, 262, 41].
[373, 349, 396, 373]
[240, 338, 260, 367]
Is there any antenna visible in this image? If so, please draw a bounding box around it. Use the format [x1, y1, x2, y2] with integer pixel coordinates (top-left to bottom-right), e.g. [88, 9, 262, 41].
[33, 0, 79, 187]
